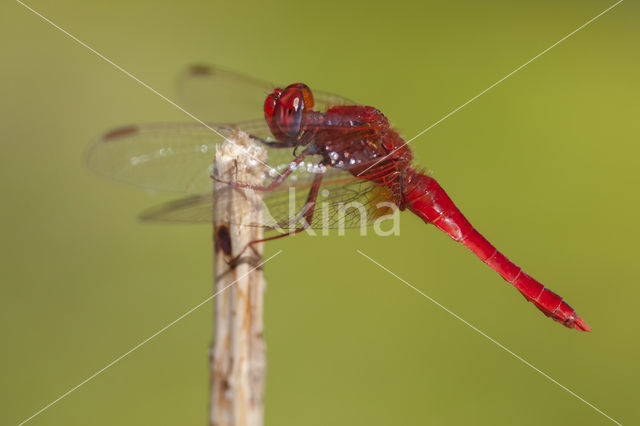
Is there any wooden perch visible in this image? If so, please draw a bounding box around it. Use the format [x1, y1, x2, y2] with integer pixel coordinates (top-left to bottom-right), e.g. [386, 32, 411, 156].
[211, 132, 267, 426]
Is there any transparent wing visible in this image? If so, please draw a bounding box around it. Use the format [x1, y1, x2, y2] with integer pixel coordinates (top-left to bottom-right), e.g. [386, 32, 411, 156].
[141, 176, 396, 230]
[176, 64, 357, 122]
[88, 116, 382, 195]
[87, 120, 303, 194]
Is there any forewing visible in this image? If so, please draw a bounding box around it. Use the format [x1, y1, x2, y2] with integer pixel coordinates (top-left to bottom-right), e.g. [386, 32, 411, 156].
[88, 116, 387, 195]
[87, 120, 307, 194]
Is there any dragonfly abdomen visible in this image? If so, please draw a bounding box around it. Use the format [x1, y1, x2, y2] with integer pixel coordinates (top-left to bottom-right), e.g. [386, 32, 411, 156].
[403, 169, 590, 331]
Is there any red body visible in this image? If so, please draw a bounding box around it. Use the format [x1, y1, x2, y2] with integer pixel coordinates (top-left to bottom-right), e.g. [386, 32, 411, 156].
[265, 84, 590, 331]
[404, 172, 589, 331]
[91, 69, 590, 332]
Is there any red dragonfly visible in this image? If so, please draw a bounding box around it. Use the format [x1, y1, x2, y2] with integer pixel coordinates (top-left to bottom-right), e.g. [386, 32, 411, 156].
[88, 65, 590, 331]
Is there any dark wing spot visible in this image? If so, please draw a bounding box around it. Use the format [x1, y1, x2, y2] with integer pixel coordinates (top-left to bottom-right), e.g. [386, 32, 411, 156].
[103, 125, 138, 141]
[189, 64, 214, 76]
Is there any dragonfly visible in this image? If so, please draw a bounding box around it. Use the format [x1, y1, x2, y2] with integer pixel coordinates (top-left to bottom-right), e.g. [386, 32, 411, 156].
[88, 64, 590, 331]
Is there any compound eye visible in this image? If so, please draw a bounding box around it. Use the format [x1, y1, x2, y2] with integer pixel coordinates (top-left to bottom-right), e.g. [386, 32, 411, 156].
[264, 89, 289, 140]
[275, 83, 313, 139]
[264, 91, 279, 120]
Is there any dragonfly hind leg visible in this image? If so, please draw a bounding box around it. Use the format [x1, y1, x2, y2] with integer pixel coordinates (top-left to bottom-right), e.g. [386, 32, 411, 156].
[226, 172, 323, 267]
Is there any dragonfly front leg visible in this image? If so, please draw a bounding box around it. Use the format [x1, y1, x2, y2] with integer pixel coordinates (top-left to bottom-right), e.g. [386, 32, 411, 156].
[240, 131, 298, 149]
[212, 149, 311, 192]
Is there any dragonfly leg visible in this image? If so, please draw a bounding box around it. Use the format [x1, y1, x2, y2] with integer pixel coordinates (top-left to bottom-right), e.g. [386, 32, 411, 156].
[237, 131, 297, 149]
[227, 173, 324, 267]
[254, 138, 297, 149]
[213, 149, 310, 192]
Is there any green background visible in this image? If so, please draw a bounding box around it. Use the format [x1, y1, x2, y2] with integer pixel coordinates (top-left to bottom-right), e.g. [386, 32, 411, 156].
[2, 0, 638, 424]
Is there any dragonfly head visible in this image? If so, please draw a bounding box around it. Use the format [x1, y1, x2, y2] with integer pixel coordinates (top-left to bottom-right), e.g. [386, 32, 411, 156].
[264, 83, 314, 141]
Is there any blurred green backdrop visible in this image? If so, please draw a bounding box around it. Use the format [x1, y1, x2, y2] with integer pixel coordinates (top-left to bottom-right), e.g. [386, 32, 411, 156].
[2, 0, 639, 424]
